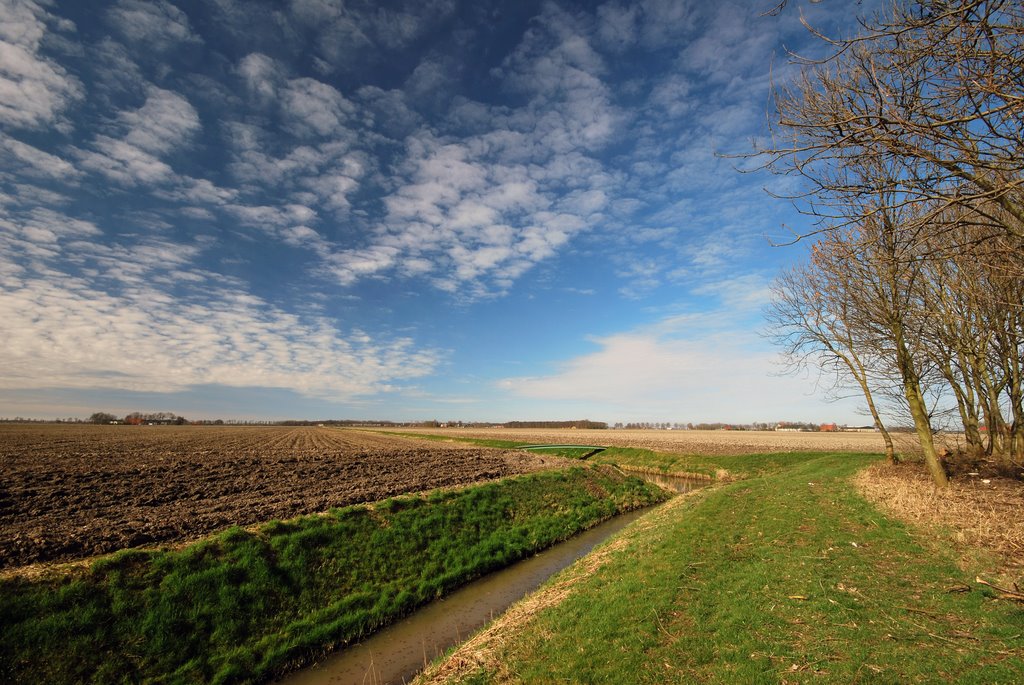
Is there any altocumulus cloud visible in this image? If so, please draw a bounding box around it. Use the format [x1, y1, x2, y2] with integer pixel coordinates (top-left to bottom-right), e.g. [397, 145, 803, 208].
[0, 0, 83, 131]
[0, 205, 440, 400]
[0, 0, 871, 419]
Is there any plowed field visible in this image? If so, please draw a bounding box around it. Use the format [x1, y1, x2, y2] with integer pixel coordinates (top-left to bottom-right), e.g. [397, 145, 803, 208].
[0, 425, 566, 571]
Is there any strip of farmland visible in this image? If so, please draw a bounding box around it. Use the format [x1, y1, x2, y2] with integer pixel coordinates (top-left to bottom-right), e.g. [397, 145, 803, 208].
[0, 425, 569, 570]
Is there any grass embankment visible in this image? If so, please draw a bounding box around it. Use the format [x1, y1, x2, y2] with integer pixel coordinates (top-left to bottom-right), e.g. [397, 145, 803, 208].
[590, 446, 824, 480]
[0, 466, 668, 684]
[376, 430, 818, 479]
[419, 452, 1024, 684]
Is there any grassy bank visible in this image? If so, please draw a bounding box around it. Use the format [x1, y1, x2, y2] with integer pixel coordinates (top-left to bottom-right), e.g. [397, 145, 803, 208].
[0, 465, 668, 684]
[589, 446, 824, 479]
[374, 430, 823, 479]
[419, 452, 1024, 684]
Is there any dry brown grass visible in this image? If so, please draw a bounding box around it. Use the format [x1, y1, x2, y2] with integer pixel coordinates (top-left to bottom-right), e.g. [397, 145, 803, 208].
[854, 462, 1024, 583]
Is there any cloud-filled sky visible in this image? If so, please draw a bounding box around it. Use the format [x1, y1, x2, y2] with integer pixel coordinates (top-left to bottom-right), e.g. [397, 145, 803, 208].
[1, 0, 877, 423]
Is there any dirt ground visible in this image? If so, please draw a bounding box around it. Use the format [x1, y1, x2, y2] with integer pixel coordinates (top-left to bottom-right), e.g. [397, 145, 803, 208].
[384, 426, 891, 455]
[0, 425, 568, 571]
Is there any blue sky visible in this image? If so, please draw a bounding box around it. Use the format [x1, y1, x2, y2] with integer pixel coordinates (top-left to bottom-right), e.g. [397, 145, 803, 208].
[1, 0, 875, 424]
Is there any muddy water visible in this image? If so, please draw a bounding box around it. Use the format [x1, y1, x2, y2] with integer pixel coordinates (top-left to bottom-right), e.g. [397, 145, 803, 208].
[275, 509, 646, 685]
[277, 474, 706, 685]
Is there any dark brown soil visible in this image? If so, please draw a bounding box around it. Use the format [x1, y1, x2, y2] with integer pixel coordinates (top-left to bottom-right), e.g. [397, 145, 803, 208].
[0, 425, 567, 571]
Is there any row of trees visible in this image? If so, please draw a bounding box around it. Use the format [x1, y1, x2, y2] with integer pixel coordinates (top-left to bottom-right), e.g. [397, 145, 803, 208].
[762, 0, 1024, 487]
[503, 420, 608, 429]
[609, 422, 850, 431]
[89, 412, 189, 425]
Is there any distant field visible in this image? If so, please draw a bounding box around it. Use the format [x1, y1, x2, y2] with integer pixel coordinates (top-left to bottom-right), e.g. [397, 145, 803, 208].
[376, 427, 891, 455]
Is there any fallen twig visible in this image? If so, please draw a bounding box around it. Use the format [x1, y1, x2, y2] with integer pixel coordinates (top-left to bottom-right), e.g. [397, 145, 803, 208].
[975, 577, 1024, 603]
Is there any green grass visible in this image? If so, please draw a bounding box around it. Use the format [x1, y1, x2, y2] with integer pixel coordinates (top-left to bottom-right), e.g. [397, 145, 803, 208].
[589, 446, 825, 479]
[0, 466, 669, 685]
[435, 452, 1024, 684]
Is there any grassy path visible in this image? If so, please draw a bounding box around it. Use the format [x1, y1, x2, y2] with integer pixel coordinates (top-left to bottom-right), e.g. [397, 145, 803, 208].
[419, 453, 1024, 684]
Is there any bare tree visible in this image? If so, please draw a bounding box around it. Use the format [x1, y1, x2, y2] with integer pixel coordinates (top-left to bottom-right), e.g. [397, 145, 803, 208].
[751, 0, 1024, 486]
[758, 0, 1024, 241]
[978, 227, 1024, 461]
[910, 203, 1024, 462]
[767, 259, 897, 462]
[822, 210, 951, 486]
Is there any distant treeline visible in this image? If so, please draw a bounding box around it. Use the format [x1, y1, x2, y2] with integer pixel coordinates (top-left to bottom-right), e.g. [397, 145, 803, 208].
[5, 417, 872, 431]
[88, 412, 189, 425]
[503, 420, 607, 429]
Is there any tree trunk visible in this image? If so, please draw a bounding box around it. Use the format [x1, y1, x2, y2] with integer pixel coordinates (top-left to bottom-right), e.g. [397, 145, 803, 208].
[1002, 330, 1024, 463]
[978, 371, 1008, 456]
[904, 375, 949, 488]
[854, 368, 895, 463]
[895, 332, 949, 488]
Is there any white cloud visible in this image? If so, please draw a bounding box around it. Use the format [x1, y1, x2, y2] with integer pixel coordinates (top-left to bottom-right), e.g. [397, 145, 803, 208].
[596, 2, 640, 51]
[0, 205, 99, 266]
[496, 319, 851, 423]
[0, 274, 439, 398]
[558, 188, 608, 216]
[356, 85, 422, 136]
[677, 3, 775, 84]
[328, 130, 577, 295]
[692, 273, 773, 311]
[153, 177, 238, 205]
[290, 0, 456, 68]
[223, 110, 364, 221]
[67, 87, 216, 195]
[497, 7, 621, 153]
[106, 0, 202, 51]
[9, 183, 68, 207]
[89, 37, 145, 96]
[237, 52, 283, 102]
[326, 245, 401, 286]
[282, 77, 355, 138]
[75, 135, 175, 186]
[119, 86, 201, 155]
[0, 203, 441, 399]
[302, 172, 359, 211]
[0, 0, 83, 131]
[648, 74, 694, 118]
[0, 134, 81, 179]
[635, 0, 699, 48]
[313, 8, 631, 297]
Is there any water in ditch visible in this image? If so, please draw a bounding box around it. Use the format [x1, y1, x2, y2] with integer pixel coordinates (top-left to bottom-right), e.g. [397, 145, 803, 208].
[277, 474, 706, 685]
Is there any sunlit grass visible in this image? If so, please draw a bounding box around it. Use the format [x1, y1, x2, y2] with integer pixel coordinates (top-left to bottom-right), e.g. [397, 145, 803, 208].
[591, 446, 832, 480]
[425, 453, 1024, 684]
